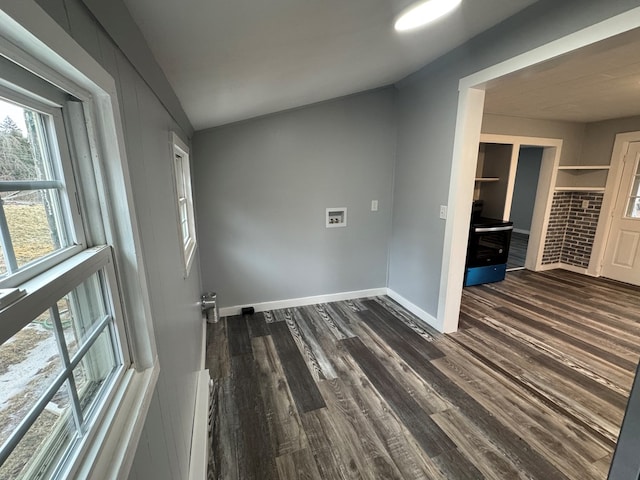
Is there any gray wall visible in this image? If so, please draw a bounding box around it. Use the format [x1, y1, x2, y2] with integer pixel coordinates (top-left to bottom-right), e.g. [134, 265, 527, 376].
[389, 73, 456, 312]
[511, 147, 543, 232]
[194, 89, 396, 308]
[482, 113, 586, 166]
[582, 115, 640, 165]
[33, 1, 203, 479]
[388, 0, 640, 320]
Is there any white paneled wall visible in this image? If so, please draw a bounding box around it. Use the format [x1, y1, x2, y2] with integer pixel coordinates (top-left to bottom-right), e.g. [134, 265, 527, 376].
[33, 1, 204, 479]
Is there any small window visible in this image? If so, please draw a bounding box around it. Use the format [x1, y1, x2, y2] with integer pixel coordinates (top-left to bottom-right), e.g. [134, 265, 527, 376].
[172, 133, 196, 276]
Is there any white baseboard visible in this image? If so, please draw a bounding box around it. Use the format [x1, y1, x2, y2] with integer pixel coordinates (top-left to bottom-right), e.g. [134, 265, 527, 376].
[385, 288, 439, 331]
[536, 262, 561, 271]
[513, 228, 531, 235]
[535, 262, 592, 276]
[200, 318, 207, 370]
[558, 263, 591, 276]
[188, 369, 210, 480]
[218, 287, 441, 333]
[219, 287, 388, 317]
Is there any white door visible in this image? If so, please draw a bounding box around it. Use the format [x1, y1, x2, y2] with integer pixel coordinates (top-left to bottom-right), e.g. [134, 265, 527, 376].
[602, 142, 640, 285]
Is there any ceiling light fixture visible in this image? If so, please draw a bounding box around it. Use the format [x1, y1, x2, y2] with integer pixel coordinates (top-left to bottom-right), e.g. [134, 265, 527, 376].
[394, 0, 462, 32]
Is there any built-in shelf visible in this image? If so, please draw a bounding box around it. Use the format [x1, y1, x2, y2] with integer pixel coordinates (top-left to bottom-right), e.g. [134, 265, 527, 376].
[474, 142, 512, 218]
[557, 165, 610, 170]
[555, 165, 609, 191]
[555, 186, 606, 192]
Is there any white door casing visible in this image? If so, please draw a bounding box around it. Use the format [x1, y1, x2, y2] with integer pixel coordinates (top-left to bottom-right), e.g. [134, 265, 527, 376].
[441, 7, 640, 333]
[601, 142, 640, 285]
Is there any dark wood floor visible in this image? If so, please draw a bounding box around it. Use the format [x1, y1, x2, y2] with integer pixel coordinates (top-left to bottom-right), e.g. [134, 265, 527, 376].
[206, 269, 640, 479]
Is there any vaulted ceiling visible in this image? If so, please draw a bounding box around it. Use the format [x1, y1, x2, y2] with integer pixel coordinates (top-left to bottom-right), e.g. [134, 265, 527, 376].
[122, 0, 538, 130]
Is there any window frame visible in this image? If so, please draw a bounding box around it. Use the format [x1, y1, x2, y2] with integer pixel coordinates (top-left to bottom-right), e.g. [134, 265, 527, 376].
[0, 64, 135, 480]
[0, 83, 86, 288]
[0, 2, 160, 478]
[624, 156, 640, 219]
[171, 132, 197, 277]
[0, 247, 129, 478]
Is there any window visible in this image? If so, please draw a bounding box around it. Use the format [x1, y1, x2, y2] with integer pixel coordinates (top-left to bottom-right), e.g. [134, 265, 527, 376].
[0, 45, 130, 479]
[0, 249, 125, 479]
[0, 3, 161, 479]
[0, 96, 83, 284]
[172, 133, 197, 276]
[625, 156, 640, 219]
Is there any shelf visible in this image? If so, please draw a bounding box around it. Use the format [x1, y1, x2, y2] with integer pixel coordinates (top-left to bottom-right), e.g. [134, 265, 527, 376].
[555, 167, 608, 191]
[555, 186, 606, 192]
[557, 165, 610, 170]
[475, 177, 500, 182]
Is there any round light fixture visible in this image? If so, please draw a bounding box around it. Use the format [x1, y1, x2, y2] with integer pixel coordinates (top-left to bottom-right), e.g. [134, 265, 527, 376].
[394, 0, 462, 32]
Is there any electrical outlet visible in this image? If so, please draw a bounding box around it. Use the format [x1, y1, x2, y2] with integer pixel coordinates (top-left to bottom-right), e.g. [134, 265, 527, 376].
[440, 205, 447, 219]
[326, 207, 347, 228]
[371, 200, 378, 211]
[582, 200, 589, 209]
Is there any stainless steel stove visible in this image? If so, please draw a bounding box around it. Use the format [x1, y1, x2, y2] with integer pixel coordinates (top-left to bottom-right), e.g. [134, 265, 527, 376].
[464, 203, 513, 287]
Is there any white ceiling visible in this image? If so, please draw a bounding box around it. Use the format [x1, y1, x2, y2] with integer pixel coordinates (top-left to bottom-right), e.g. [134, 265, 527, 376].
[122, 0, 538, 130]
[483, 28, 640, 123]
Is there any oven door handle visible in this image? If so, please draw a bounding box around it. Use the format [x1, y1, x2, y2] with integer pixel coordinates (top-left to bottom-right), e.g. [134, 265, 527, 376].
[474, 225, 514, 233]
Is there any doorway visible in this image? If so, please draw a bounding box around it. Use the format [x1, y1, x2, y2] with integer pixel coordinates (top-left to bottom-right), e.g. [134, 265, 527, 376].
[601, 141, 640, 285]
[507, 146, 543, 270]
[440, 15, 640, 333]
[468, 134, 561, 281]
[441, 11, 640, 479]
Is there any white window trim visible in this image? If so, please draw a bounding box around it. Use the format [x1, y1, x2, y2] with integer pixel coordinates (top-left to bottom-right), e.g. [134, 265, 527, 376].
[0, 82, 87, 288]
[171, 132, 197, 277]
[0, 2, 159, 478]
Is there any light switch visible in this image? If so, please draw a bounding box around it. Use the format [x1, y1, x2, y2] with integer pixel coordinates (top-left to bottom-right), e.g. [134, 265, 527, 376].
[440, 205, 448, 219]
[371, 200, 378, 211]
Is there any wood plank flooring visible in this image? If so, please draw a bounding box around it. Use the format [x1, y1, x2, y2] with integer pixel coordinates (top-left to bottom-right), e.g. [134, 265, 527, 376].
[207, 269, 640, 479]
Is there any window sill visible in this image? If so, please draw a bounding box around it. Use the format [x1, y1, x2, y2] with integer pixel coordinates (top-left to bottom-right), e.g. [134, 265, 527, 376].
[66, 358, 160, 479]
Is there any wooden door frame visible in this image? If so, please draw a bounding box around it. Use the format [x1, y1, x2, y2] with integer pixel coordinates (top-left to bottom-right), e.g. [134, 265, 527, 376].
[477, 134, 563, 272]
[438, 6, 640, 334]
[591, 132, 640, 276]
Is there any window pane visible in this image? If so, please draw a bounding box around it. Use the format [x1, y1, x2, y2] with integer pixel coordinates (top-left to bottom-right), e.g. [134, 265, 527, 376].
[179, 199, 188, 222]
[4, 189, 66, 268]
[0, 99, 73, 274]
[0, 318, 61, 447]
[73, 329, 117, 419]
[62, 272, 107, 358]
[175, 155, 184, 197]
[630, 175, 640, 198]
[0, 382, 75, 480]
[182, 222, 189, 244]
[0, 102, 48, 183]
[0, 245, 7, 277]
[180, 203, 189, 241]
[626, 197, 640, 219]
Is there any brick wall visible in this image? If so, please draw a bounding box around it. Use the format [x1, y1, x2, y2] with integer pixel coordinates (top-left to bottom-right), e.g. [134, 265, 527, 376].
[542, 192, 571, 264]
[542, 191, 604, 267]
